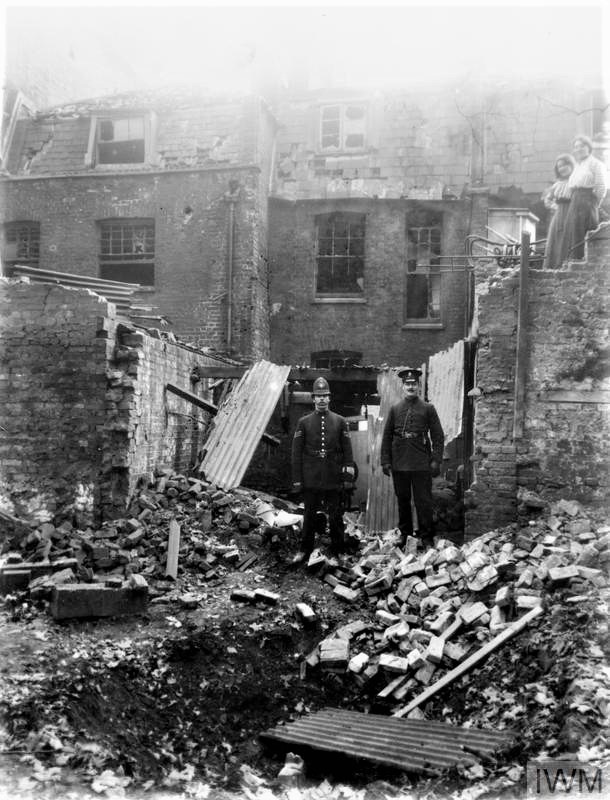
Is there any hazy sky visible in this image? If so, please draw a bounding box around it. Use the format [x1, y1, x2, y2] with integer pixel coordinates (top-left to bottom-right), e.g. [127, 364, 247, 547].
[2, 2, 609, 100]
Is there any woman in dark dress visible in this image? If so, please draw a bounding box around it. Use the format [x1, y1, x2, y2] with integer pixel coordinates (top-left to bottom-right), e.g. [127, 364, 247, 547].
[542, 153, 575, 269]
[562, 135, 607, 261]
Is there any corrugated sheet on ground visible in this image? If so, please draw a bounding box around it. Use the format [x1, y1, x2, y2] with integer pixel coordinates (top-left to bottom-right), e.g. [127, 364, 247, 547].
[261, 707, 515, 775]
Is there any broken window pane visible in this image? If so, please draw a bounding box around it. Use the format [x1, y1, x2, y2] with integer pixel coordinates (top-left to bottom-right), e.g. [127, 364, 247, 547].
[97, 116, 146, 164]
[405, 217, 443, 321]
[320, 104, 366, 151]
[315, 213, 365, 296]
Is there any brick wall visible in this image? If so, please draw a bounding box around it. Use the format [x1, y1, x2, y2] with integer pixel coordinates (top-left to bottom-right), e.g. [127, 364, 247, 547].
[268, 197, 473, 368]
[1, 168, 269, 358]
[0, 280, 214, 525]
[465, 225, 610, 536]
[273, 81, 603, 202]
[0, 280, 113, 525]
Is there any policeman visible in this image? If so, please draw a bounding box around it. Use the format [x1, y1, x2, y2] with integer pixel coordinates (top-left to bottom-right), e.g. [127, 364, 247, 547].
[380, 367, 444, 549]
[291, 376, 355, 565]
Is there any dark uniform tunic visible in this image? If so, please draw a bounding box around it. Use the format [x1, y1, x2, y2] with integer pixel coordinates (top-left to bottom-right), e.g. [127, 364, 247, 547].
[291, 410, 353, 553]
[380, 397, 444, 540]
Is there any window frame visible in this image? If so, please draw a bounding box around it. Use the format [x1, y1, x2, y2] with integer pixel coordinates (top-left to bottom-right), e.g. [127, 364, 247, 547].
[314, 211, 366, 300]
[98, 218, 155, 286]
[85, 112, 157, 169]
[2, 220, 40, 271]
[403, 213, 444, 328]
[319, 102, 368, 153]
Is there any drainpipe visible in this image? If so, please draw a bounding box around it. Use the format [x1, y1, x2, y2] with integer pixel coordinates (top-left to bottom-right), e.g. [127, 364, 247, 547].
[224, 180, 241, 354]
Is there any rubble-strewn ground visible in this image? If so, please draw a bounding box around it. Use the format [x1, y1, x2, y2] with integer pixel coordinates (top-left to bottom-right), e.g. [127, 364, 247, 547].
[0, 473, 609, 800]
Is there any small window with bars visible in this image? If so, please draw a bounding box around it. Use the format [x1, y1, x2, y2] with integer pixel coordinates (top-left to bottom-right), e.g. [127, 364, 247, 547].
[405, 213, 442, 323]
[99, 219, 155, 285]
[320, 104, 366, 151]
[2, 221, 40, 271]
[315, 212, 365, 296]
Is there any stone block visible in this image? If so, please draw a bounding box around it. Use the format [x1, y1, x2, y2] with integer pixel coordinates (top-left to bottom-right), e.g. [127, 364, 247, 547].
[379, 654, 410, 674]
[50, 583, 148, 619]
[334, 585, 361, 603]
[424, 635, 444, 664]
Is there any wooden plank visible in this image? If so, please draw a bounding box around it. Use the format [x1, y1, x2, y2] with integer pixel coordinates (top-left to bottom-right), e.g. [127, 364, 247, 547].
[166, 383, 280, 447]
[513, 232, 530, 439]
[194, 366, 380, 383]
[542, 391, 610, 405]
[394, 604, 543, 718]
[165, 518, 181, 579]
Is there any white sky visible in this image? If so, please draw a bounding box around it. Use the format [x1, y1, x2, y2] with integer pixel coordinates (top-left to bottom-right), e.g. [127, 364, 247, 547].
[2, 2, 609, 98]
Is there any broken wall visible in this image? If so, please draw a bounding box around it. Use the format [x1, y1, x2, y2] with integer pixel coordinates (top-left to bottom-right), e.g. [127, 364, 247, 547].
[466, 227, 610, 536]
[0, 280, 214, 525]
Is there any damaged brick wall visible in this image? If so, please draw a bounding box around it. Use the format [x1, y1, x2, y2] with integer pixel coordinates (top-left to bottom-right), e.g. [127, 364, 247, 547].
[100, 325, 213, 520]
[0, 281, 213, 525]
[466, 226, 610, 537]
[0, 280, 113, 525]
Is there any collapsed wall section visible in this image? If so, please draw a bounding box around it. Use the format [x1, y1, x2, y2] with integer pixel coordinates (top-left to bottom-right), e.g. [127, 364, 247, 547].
[466, 226, 610, 537]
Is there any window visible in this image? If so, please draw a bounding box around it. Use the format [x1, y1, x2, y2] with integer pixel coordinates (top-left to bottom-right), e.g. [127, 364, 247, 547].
[311, 350, 362, 370]
[315, 212, 365, 297]
[97, 117, 145, 164]
[405, 210, 442, 324]
[2, 221, 40, 270]
[99, 219, 155, 285]
[320, 104, 366, 151]
[86, 114, 156, 167]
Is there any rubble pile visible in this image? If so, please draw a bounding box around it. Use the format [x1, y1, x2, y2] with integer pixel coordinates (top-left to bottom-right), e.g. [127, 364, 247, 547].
[0, 468, 304, 611]
[294, 497, 610, 760]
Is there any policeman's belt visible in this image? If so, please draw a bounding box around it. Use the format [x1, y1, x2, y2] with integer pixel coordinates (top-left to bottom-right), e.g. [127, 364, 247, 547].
[398, 432, 426, 441]
[305, 448, 339, 458]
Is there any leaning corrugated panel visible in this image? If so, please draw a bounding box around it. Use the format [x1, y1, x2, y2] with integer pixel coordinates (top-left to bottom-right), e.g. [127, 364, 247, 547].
[427, 339, 465, 445]
[199, 360, 290, 490]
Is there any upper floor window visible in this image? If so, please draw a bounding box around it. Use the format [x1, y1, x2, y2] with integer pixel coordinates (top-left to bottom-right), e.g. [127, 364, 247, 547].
[86, 113, 156, 167]
[315, 212, 365, 297]
[2, 221, 40, 271]
[405, 210, 442, 324]
[320, 104, 366, 151]
[99, 219, 155, 285]
[97, 117, 145, 164]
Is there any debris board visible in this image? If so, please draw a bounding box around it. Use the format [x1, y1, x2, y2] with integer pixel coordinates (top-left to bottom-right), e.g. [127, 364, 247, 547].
[260, 707, 515, 775]
[199, 360, 290, 490]
[165, 519, 180, 579]
[394, 604, 543, 718]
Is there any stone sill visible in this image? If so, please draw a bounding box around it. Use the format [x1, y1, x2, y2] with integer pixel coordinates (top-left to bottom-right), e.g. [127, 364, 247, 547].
[401, 322, 444, 330]
[311, 297, 367, 304]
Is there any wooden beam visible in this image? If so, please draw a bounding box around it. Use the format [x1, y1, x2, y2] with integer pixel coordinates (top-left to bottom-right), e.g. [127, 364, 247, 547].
[192, 366, 380, 384]
[165, 518, 181, 579]
[513, 232, 530, 439]
[393, 604, 543, 718]
[166, 383, 280, 447]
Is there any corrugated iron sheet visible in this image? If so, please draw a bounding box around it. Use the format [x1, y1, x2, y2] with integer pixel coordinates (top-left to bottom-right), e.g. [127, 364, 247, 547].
[427, 339, 465, 445]
[199, 360, 290, 490]
[261, 707, 515, 775]
[9, 264, 139, 312]
[363, 369, 403, 534]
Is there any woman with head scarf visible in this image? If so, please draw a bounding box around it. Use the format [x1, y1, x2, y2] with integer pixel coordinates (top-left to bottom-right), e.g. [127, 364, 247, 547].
[562, 135, 607, 261]
[542, 153, 575, 269]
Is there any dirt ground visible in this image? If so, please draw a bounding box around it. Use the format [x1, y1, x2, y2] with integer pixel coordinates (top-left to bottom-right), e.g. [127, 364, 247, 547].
[1, 502, 609, 800]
